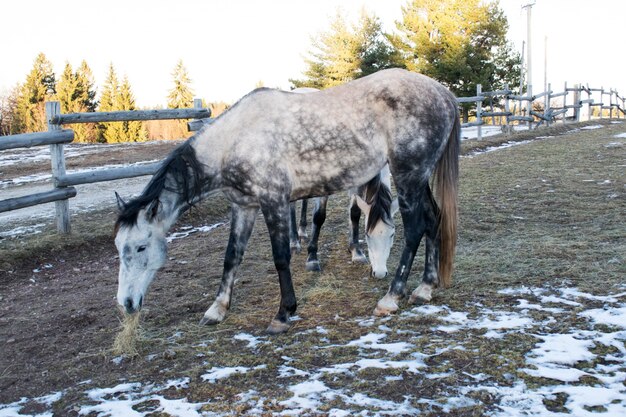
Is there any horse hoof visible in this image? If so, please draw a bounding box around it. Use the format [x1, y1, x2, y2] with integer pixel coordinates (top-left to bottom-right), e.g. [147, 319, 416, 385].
[373, 294, 399, 316]
[306, 260, 321, 272]
[266, 319, 290, 334]
[352, 254, 368, 264]
[200, 303, 227, 325]
[409, 284, 433, 304]
[351, 249, 368, 264]
[199, 315, 220, 326]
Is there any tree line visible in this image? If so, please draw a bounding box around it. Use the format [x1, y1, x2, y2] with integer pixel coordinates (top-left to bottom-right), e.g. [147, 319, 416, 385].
[0, 55, 217, 143]
[292, 0, 521, 122]
[0, 0, 520, 142]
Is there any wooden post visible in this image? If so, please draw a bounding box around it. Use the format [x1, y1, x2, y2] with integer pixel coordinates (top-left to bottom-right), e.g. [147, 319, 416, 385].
[527, 83, 533, 130]
[545, 83, 551, 127]
[600, 87, 604, 120]
[504, 83, 511, 135]
[476, 84, 482, 140]
[587, 84, 592, 121]
[46, 101, 71, 234]
[573, 84, 581, 122]
[560, 82, 565, 123]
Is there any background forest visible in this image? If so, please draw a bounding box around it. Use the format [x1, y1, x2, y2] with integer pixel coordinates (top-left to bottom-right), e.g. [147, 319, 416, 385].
[0, 0, 520, 143]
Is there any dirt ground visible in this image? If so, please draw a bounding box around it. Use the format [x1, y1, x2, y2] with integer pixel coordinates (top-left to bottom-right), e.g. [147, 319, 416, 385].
[0, 120, 624, 415]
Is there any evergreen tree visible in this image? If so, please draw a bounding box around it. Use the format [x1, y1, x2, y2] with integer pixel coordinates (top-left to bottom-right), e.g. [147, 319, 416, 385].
[13, 53, 56, 133]
[291, 10, 400, 89]
[56, 62, 78, 113]
[167, 59, 194, 109]
[75, 60, 98, 112]
[72, 60, 98, 142]
[97, 63, 126, 143]
[166, 59, 194, 140]
[117, 76, 147, 142]
[391, 0, 521, 121]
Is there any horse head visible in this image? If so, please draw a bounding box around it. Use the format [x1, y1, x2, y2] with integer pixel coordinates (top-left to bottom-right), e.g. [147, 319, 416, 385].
[355, 195, 399, 279]
[114, 193, 170, 314]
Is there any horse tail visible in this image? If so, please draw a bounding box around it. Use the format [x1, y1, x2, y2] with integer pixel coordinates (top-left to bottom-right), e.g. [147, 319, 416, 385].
[434, 110, 460, 288]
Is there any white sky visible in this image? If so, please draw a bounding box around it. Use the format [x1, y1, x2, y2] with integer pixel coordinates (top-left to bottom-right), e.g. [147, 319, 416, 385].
[1, 0, 624, 107]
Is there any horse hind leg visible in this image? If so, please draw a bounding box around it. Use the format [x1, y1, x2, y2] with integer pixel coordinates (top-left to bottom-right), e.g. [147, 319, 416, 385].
[409, 184, 439, 304]
[348, 193, 367, 263]
[305, 196, 328, 271]
[201, 204, 258, 325]
[374, 181, 428, 316]
[298, 199, 309, 240]
[289, 202, 302, 254]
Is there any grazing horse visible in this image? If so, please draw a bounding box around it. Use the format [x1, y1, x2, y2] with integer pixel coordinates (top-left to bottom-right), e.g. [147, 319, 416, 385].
[114, 69, 460, 334]
[289, 164, 399, 279]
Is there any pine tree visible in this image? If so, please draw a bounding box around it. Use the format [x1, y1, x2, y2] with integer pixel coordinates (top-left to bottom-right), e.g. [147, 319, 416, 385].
[56, 62, 78, 114]
[118, 76, 147, 142]
[97, 63, 125, 143]
[167, 59, 194, 109]
[291, 10, 399, 89]
[166, 59, 194, 139]
[72, 60, 98, 142]
[391, 0, 521, 121]
[13, 53, 56, 133]
[75, 60, 98, 112]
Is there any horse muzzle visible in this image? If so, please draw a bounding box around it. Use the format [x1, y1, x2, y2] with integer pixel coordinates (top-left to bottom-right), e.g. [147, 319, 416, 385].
[370, 267, 388, 279]
[122, 295, 143, 314]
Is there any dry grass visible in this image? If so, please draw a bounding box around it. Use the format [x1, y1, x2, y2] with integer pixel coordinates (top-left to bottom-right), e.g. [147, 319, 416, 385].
[1, 119, 625, 412]
[112, 310, 143, 357]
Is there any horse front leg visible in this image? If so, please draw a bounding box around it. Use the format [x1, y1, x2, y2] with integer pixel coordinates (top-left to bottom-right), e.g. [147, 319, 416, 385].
[374, 183, 427, 316]
[348, 193, 367, 263]
[410, 185, 440, 304]
[305, 196, 328, 271]
[200, 204, 258, 325]
[261, 197, 297, 334]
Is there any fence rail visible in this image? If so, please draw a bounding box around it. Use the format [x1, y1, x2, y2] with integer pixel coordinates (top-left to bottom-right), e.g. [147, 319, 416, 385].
[0, 99, 210, 232]
[1, 82, 624, 233]
[458, 82, 625, 139]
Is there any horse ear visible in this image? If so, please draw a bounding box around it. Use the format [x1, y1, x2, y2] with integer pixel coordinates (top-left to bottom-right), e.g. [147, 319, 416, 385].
[354, 195, 370, 214]
[145, 199, 162, 220]
[115, 192, 127, 211]
[391, 198, 400, 217]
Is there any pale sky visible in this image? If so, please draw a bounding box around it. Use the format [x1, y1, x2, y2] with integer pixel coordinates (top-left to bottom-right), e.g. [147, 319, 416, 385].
[1, 0, 624, 107]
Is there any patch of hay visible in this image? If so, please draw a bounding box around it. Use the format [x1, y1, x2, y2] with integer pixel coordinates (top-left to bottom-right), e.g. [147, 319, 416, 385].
[112, 310, 143, 357]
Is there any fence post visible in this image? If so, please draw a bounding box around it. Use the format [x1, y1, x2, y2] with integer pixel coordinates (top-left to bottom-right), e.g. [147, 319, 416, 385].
[573, 84, 581, 122]
[503, 83, 511, 135]
[527, 84, 533, 130]
[476, 84, 482, 140]
[46, 101, 71, 234]
[545, 83, 551, 127]
[587, 83, 592, 121]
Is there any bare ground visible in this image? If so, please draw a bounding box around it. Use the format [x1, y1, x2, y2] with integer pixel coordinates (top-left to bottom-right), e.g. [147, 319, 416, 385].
[0, 120, 624, 415]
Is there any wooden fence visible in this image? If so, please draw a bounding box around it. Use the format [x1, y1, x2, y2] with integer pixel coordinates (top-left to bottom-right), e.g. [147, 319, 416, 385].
[459, 83, 626, 140]
[1, 82, 624, 234]
[0, 99, 210, 233]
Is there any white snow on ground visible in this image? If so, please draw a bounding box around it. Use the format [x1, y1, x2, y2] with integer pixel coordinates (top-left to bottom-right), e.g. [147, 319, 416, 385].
[2, 286, 625, 416]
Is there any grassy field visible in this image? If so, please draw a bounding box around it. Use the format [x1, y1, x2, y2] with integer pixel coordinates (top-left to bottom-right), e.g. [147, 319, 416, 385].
[0, 120, 624, 416]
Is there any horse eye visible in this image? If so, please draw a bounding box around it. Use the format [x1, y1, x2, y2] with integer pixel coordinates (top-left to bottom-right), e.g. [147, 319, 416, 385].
[137, 246, 147, 253]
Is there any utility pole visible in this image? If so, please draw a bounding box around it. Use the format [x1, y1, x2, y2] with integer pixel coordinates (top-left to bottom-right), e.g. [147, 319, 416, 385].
[522, 1, 536, 128]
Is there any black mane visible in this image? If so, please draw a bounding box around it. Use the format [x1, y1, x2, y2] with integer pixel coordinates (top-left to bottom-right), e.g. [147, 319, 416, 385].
[363, 173, 393, 233]
[115, 140, 206, 230]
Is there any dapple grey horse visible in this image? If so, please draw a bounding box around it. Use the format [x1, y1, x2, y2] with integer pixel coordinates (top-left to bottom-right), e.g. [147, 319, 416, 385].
[114, 69, 460, 334]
